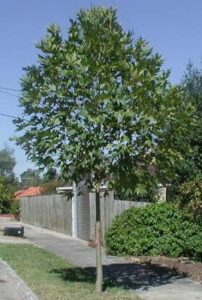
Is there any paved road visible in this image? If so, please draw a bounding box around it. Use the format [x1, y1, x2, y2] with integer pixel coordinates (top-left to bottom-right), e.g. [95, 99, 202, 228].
[0, 217, 202, 300]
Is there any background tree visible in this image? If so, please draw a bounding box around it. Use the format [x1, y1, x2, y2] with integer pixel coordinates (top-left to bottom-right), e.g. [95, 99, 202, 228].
[42, 168, 58, 182]
[40, 168, 66, 195]
[181, 62, 202, 179]
[167, 62, 202, 200]
[14, 7, 194, 293]
[0, 182, 13, 213]
[20, 168, 41, 187]
[0, 145, 16, 181]
[0, 146, 17, 212]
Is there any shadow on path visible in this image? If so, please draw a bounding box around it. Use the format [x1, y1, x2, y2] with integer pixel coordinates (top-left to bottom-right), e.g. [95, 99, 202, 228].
[51, 262, 185, 291]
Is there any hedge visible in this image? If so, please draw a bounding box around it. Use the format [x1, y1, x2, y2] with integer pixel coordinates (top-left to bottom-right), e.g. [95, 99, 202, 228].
[105, 203, 202, 261]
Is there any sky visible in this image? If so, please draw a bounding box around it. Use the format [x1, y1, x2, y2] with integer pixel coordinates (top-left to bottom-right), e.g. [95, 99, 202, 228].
[0, 0, 202, 178]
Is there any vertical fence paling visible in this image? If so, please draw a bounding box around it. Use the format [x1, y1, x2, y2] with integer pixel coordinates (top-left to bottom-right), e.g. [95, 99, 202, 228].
[20, 191, 150, 241]
[89, 191, 149, 241]
[20, 194, 72, 235]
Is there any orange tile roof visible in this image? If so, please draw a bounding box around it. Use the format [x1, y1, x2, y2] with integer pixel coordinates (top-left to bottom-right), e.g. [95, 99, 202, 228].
[14, 187, 43, 198]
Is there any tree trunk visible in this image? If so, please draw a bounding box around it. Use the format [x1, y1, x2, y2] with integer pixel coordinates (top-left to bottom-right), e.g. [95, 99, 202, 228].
[95, 189, 103, 294]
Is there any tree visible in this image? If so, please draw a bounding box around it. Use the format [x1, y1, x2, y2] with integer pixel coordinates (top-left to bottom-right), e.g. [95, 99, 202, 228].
[41, 168, 65, 195]
[42, 168, 58, 182]
[14, 7, 194, 293]
[0, 146, 18, 207]
[0, 181, 13, 213]
[20, 168, 41, 187]
[181, 62, 202, 179]
[0, 146, 16, 180]
[167, 63, 202, 200]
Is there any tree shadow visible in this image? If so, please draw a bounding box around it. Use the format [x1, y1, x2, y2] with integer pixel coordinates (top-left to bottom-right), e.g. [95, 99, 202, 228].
[50, 262, 185, 291]
[51, 267, 96, 284]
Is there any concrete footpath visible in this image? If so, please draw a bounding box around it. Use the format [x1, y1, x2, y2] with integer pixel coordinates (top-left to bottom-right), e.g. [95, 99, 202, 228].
[0, 259, 38, 300]
[0, 217, 38, 300]
[0, 217, 202, 300]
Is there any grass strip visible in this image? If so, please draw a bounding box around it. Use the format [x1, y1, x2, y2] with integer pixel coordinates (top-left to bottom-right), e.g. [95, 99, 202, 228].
[0, 244, 141, 300]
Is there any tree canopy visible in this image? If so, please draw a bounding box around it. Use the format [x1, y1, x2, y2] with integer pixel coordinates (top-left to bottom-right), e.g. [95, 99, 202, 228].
[181, 62, 202, 179]
[20, 168, 41, 187]
[168, 62, 202, 195]
[0, 145, 16, 180]
[14, 6, 195, 293]
[14, 7, 194, 197]
[0, 146, 16, 213]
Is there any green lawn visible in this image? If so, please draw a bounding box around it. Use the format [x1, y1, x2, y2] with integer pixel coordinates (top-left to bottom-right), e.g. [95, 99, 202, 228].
[0, 244, 141, 300]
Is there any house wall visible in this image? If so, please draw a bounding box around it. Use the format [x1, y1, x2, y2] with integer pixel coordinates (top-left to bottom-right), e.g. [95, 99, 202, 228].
[20, 194, 72, 235]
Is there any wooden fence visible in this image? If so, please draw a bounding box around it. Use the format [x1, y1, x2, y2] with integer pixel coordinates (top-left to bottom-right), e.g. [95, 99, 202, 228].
[20, 191, 150, 241]
[89, 191, 149, 240]
[20, 194, 72, 235]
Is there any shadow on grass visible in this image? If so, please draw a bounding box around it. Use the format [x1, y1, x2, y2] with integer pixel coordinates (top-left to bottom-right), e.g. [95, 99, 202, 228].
[51, 267, 96, 284]
[51, 263, 185, 291]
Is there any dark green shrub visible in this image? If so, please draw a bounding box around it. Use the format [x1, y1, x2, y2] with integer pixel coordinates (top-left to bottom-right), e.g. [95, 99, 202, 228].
[10, 200, 21, 220]
[105, 203, 202, 260]
[0, 182, 12, 213]
[177, 180, 202, 224]
[114, 183, 157, 202]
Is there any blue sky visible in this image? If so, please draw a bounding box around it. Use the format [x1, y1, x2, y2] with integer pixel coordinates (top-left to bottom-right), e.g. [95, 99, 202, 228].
[0, 0, 202, 177]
